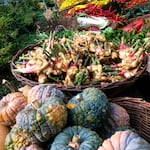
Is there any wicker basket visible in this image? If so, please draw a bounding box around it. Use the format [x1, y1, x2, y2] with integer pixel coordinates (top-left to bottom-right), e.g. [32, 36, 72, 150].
[10, 42, 148, 97]
[110, 97, 150, 143]
[128, 14, 150, 24]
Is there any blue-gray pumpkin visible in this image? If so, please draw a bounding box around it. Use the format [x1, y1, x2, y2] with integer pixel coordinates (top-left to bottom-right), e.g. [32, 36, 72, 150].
[50, 126, 102, 150]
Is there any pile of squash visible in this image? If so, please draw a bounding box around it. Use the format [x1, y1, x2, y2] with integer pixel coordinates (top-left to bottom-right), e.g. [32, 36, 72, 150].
[0, 81, 150, 150]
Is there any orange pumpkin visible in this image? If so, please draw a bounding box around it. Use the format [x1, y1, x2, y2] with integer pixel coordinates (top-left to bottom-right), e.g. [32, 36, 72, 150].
[0, 124, 10, 150]
[0, 79, 27, 126]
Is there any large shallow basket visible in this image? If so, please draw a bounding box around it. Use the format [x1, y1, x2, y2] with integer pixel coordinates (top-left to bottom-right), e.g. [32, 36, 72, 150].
[110, 97, 150, 143]
[10, 42, 148, 97]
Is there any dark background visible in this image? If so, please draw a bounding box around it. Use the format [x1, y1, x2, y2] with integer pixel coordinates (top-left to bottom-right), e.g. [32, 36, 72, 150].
[116, 74, 150, 101]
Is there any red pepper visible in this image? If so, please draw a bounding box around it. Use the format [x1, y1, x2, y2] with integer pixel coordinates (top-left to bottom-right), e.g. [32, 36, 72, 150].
[122, 19, 145, 33]
[66, 4, 125, 26]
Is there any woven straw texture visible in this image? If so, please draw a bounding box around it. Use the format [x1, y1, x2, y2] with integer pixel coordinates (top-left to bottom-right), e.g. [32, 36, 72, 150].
[110, 97, 150, 143]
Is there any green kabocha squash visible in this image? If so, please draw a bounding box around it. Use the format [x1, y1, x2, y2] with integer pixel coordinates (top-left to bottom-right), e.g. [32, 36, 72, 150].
[50, 126, 102, 150]
[27, 84, 65, 103]
[5, 125, 39, 150]
[98, 130, 150, 150]
[66, 87, 109, 129]
[5, 97, 68, 149]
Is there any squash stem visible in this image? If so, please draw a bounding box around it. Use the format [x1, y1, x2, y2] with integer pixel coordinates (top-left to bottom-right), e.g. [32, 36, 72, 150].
[76, 95, 83, 102]
[2, 79, 18, 92]
[72, 135, 80, 143]
[68, 135, 80, 150]
[31, 100, 41, 109]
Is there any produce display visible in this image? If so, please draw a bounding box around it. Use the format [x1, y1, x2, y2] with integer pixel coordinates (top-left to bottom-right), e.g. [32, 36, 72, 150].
[0, 85, 149, 149]
[11, 0, 150, 89]
[1, 0, 150, 149]
[12, 27, 149, 87]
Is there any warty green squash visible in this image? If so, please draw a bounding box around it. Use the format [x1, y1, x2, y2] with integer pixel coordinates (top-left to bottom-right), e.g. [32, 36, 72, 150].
[5, 127, 43, 150]
[66, 87, 109, 129]
[5, 97, 68, 149]
[5, 125, 39, 150]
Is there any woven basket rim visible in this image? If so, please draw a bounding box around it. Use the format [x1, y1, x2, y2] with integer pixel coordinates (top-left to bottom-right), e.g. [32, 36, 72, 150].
[10, 43, 148, 91]
[128, 14, 150, 23]
[110, 97, 150, 143]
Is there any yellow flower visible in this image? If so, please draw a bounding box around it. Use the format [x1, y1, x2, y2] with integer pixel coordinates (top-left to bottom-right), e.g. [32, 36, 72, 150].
[59, 0, 111, 10]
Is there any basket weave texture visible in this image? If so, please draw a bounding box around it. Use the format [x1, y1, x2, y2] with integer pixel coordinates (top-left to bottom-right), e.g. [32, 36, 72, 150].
[127, 14, 150, 25]
[10, 42, 147, 97]
[110, 97, 150, 143]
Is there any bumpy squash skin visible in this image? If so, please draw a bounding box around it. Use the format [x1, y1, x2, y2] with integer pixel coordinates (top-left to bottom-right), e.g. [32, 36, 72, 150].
[50, 126, 102, 150]
[6, 97, 68, 149]
[67, 87, 109, 129]
[5, 125, 38, 150]
[0, 92, 27, 126]
[6, 128, 43, 150]
[27, 84, 65, 103]
[19, 144, 43, 150]
[0, 124, 10, 150]
[98, 130, 150, 150]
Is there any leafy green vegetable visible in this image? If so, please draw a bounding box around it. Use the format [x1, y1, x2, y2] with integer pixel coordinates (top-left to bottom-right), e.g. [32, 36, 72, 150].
[101, 26, 150, 49]
[74, 70, 88, 86]
[55, 30, 75, 39]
